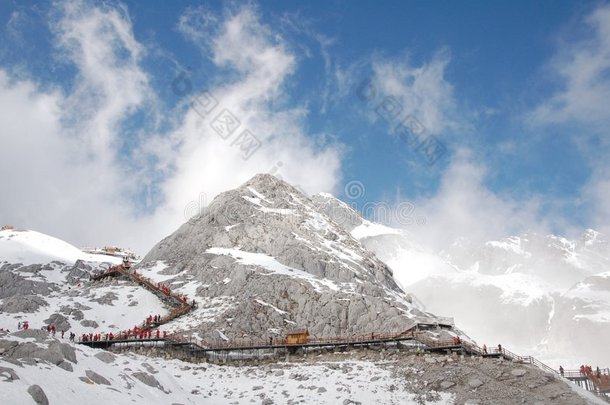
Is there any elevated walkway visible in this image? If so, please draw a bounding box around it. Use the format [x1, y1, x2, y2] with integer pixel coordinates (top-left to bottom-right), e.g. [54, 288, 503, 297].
[83, 265, 608, 399]
[89, 264, 194, 332]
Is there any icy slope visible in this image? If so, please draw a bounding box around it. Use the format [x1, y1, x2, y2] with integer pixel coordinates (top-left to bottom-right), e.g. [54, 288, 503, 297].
[0, 229, 122, 266]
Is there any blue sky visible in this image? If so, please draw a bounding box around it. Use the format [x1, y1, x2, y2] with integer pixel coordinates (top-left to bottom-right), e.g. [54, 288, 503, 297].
[1, 0, 609, 252]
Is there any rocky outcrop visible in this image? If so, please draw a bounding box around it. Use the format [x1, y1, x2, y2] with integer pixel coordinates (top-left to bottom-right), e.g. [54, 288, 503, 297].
[139, 174, 445, 340]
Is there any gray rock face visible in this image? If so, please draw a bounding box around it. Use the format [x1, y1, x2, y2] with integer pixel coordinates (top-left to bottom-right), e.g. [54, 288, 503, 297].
[511, 369, 527, 377]
[139, 174, 445, 340]
[468, 378, 484, 389]
[310, 193, 364, 232]
[44, 313, 71, 331]
[3, 336, 76, 366]
[27, 384, 49, 405]
[85, 370, 111, 385]
[132, 371, 164, 391]
[94, 351, 117, 364]
[0, 264, 57, 296]
[0, 294, 47, 313]
[0, 366, 19, 381]
[440, 381, 455, 389]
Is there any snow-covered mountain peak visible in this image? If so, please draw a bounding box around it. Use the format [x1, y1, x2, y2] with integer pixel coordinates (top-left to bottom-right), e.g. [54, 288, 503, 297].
[582, 228, 603, 245]
[138, 174, 451, 340]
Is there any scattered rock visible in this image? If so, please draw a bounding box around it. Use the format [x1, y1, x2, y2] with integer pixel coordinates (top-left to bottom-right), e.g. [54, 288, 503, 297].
[57, 360, 73, 372]
[0, 366, 19, 381]
[468, 378, 484, 389]
[511, 369, 527, 377]
[94, 351, 117, 364]
[85, 370, 111, 385]
[27, 384, 49, 405]
[132, 371, 165, 392]
[80, 319, 99, 328]
[440, 381, 455, 389]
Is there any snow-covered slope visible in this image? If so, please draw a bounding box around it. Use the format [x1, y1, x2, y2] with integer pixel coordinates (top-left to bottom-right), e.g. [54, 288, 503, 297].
[0, 229, 122, 266]
[0, 329, 602, 405]
[0, 229, 168, 337]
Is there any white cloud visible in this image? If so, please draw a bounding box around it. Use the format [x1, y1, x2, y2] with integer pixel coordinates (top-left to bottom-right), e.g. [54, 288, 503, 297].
[0, 0, 155, 249]
[398, 149, 548, 249]
[529, 4, 610, 235]
[531, 5, 610, 128]
[54, 0, 152, 163]
[584, 168, 610, 235]
[370, 50, 457, 136]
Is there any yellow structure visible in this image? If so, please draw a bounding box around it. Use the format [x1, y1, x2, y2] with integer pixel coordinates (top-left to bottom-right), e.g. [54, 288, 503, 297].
[286, 329, 309, 345]
[1, 225, 14, 231]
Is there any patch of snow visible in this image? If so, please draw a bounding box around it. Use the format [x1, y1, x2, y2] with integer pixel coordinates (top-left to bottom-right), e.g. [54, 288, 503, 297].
[351, 221, 401, 239]
[206, 247, 353, 293]
[254, 299, 288, 315]
[247, 186, 272, 203]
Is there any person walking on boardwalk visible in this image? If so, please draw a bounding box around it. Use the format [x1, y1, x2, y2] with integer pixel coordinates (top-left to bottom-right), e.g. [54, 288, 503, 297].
[559, 366, 564, 376]
[483, 344, 487, 354]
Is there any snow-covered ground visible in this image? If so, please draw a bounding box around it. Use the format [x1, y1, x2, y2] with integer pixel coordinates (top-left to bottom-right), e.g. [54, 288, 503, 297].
[0, 229, 122, 266]
[0, 229, 169, 336]
[0, 331, 455, 405]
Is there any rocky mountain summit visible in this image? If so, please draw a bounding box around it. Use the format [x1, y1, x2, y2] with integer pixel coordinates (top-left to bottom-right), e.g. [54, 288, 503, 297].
[138, 174, 450, 341]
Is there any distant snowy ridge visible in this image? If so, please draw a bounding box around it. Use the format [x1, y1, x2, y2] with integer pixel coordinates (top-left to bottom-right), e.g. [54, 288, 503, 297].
[0, 229, 123, 265]
[312, 192, 610, 368]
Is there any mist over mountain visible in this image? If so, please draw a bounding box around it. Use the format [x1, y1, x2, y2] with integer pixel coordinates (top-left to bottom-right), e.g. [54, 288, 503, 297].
[313, 193, 610, 368]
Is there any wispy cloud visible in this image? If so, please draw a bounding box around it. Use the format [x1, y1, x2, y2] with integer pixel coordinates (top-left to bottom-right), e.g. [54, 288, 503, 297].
[530, 4, 610, 130]
[401, 148, 549, 249]
[370, 50, 457, 136]
[529, 4, 610, 235]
